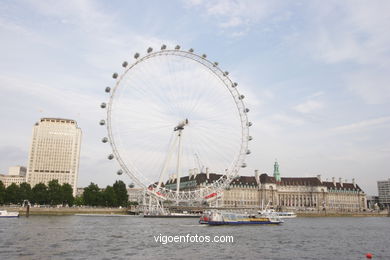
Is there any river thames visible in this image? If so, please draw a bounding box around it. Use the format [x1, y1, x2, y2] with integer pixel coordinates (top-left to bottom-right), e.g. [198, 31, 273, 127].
[0, 215, 389, 259]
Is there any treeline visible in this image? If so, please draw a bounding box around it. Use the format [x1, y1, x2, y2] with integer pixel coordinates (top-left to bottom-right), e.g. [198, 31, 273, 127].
[79, 181, 130, 207]
[0, 180, 73, 206]
[0, 180, 131, 207]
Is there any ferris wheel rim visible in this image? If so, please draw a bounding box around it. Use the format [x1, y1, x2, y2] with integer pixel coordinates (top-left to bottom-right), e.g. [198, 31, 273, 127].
[103, 46, 251, 200]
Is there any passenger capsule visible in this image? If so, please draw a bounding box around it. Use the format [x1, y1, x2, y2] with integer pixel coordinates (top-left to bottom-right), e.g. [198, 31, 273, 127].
[232, 82, 238, 88]
[117, 169, 123, 175]
[100, 102, 107, 109]
[224, 71, 229, 76]
[239, 94, 245, 100]
[147, 47, 153, 53]
[102, 137, 108, 143]
[112, 73, 118, 79]
[246, 150, 251, 155]
[202, 54, 207, 58]
[213, 62, 219, 67]
[99, 120, 105, 126]
[189, 48, 194, 52]
[105, 87, 111, 93]
[161, 44, 167, 50]
[248, 136, 253, 141]
[244, 108, 250, 113]
[175, 45, 180, 50]
[134, 53, 140, 59]
[108, 154, 114, 160]
[122, 61, 128, 68]
[241, 163, 247, 168]
[247, 122, 253, 127]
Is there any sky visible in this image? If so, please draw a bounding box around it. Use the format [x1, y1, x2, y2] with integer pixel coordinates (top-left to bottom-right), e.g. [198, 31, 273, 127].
[0, 0, 389, 195]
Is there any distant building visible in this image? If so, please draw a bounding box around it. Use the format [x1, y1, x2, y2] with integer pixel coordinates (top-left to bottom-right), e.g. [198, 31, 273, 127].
[26, 118, 82, 196]
[0, 166, 27, 187]
[366, 195, 380, 210]
[165, 162, 367, 212]
[127, 188, 144, 203]
[377, 179, 390, 207]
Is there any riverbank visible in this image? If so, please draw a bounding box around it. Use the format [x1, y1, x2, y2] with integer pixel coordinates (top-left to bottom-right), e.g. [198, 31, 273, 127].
[297, 211, 389, 217]
[2, 206, 389, 217]
[1, 206, 128, 216]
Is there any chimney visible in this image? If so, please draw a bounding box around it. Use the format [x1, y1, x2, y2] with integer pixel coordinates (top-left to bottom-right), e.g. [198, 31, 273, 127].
[255, 170, 260, 185]
[332, 177, 336, 186]
[317, 174, 322, 183]
[206, 167, 209, 179]
[352, 178, 356, 188]
[339, 177, 343, 187]
[194, 168, 199, 179]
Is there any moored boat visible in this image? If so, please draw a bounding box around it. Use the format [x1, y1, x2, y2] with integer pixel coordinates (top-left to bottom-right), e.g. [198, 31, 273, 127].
[0, 210, 19, 218]
[259, 209, 297, 219]
[200, 211, 283, 225]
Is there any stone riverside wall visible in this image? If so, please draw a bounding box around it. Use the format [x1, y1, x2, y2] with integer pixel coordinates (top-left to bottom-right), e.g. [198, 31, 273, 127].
[2, 206, 128, 215]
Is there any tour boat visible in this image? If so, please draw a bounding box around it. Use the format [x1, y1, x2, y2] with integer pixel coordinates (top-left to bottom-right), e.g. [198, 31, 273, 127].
[259, 209, 297, 218]
[199, 211, 283, 225]
[0, 210, 19, 218]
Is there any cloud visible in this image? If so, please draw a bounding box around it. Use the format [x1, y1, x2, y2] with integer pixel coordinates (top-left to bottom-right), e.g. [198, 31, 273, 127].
[331, 116, 390, 133]
[346, 70, 390, 104]
[184, 0, 288, 34]
[293, 100, 323, 114]
[271, 114, 304, 126]
[307, 1, 390, 66]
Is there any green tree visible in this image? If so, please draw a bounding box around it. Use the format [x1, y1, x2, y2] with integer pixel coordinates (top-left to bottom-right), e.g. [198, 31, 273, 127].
[103, 185, 116, 207]
[5, 183, 20, 204]
[0, 181, 6, 204]
[83, 183, 102, 206]
[32, 183, 48, 205]
[48, 179, 62, 205]
[61, 183, 74, 206]
[74, 195, 84, 206]
[113, 180, 128, 207]
[19, 182, 32, 203]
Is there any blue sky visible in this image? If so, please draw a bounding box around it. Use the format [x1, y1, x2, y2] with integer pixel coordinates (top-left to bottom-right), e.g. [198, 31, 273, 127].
[0, 0, 389, 195]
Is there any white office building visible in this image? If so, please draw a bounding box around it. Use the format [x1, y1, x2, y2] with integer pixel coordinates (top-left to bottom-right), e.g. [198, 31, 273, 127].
[26, 118, 82, 196]
[378, 179, 390, 207]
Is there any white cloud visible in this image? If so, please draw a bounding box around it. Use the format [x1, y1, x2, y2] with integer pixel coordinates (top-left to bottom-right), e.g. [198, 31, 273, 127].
[271, 113, 304, 126]
[185, 0, 287, 33]
[293, 100, 323, 114]
[331, 116, 390, 133]
[346, 70, 390, 104]
[307, 1, 390, 66]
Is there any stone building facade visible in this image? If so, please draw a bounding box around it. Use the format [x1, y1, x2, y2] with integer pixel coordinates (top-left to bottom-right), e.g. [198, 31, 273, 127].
[165, 162, 367, 212]
[0, 166, 27, 187]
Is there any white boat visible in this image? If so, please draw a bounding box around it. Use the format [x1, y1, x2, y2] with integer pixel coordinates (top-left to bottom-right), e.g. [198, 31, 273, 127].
[0, 210, 19, 218]
[199, 211, 283, 225]
[259, 209, 297, 219]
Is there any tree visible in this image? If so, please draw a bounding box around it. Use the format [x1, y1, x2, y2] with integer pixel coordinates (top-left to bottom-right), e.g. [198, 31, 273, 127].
[113, 180, 128, 207]
[74, 195, 84, 206]
[103, 185, 116, 207]
[5, 183, 20, 204]
[48, 180, 62, 205]
[32, 183, 48, 205]
[0, 181, 5, 204]
[19, 182, 32, 203]
[61, 183, 74, 206]
[83, 183, 102, 206]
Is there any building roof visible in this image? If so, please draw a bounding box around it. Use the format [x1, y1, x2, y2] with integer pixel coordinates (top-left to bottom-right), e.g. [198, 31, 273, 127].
[40, 118, 77, 124]
[260, 173, 323, 186]
[322, 181, 363, 191]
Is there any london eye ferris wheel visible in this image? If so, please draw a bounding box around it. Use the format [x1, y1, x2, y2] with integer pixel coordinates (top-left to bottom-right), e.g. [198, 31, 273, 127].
[100, 45, 252, 204]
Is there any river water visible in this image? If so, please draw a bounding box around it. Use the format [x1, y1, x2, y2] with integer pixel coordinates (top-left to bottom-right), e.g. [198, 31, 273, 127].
[0, 215, 389, 259]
